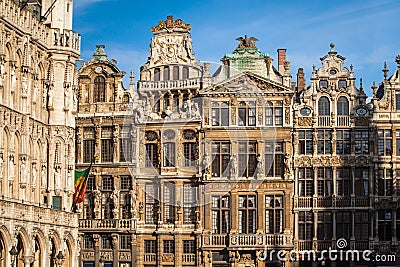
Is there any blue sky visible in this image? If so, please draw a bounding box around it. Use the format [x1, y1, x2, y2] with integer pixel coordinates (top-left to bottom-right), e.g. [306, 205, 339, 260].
[73, 0, 400, 94]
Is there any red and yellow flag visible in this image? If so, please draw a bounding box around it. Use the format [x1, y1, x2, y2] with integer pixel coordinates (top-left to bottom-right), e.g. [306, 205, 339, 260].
[73, 167, 90, 204]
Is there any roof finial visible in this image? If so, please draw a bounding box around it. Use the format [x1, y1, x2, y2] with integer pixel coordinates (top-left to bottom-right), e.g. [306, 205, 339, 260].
[330, 43, 335, 52]
[372, 81, 377, 98]
[129, 70, 135, 86]
[359, 78, 363, 91]
[382, 62, 388, 80]
[350, 64, 353, 72]
[396, 55, 400, 69]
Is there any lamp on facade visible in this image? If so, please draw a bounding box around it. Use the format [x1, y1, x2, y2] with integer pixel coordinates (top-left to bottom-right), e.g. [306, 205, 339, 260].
[55, 251, 65, 267]
[9, 245, 18, 267]
[99, 255, 105, 267]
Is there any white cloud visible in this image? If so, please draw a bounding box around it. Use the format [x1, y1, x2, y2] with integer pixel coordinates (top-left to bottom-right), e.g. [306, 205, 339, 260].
[74, 0, 107, 10]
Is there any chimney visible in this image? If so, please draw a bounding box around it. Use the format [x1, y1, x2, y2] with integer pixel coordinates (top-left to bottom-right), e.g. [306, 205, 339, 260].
[297, 68, 305, 92]
[277, 49, 287, 74]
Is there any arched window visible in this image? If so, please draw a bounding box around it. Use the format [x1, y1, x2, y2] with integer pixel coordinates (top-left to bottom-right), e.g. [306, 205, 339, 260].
[173, 66, 179, 80]
[163, 66, 170, 81]
[182, 66, 189, 80]
[122, 94, 130, 103]
[318, 96, 330, 116]
[337, 96, 349, 115]
[93, 76, 105, 102]
[154, 68, 161, 81]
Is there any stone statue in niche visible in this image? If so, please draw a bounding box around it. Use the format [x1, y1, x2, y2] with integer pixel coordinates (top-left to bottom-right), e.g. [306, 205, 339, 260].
[10, 65, 16, 92]
[230, 153, 237, 178]
[110, 186, 120, 219]
[0, 62, 5, 87]
[93, 186, 101, 219]
[130, 186, 137, 217]
[9, 156, 14, 181]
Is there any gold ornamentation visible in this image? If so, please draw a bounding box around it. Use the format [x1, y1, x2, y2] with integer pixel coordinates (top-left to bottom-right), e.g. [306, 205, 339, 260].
[151, 16, 191, 32]
[298, 117, 312, 126]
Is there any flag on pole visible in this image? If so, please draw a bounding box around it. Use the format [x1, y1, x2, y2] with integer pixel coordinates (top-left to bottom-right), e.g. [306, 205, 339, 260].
[72, 167, 91, 204]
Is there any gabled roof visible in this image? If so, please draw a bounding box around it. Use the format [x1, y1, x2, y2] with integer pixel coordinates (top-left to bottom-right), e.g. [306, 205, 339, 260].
[201, 71, 293, 95]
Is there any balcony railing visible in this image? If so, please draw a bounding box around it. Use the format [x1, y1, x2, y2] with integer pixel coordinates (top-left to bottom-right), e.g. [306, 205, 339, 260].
[144, 253, 156, 263]
[138, 77, 200, 90]
[318, 116, 331, 126]
[337, 116, 350, 126]
[182, 254, 196, 263]
[295, 196, 371, 209]
[203, 233, 292, 248]
[79, 219, 134, 230]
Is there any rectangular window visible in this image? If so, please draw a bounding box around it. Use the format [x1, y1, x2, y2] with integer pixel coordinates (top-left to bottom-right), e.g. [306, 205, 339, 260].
[396, 94, 400, 111]
[87, 175, 95, 191]
[52, 196, 62, 210]
[238, 101, 256, 126]
[355, 130, 369, 154]
[83, 234, 94, 249]
[298, 130, 313, 155]
[317, 130, 332, 154]
[101, 127, 113, 162]
[378, 210, 392, 241]
[164, 183, 175, 223]
[211, 142, 230, 177]
[265, 142, 284, 178]
[145, 144, 159, 168]
[120, 235, 131, 250]
[265, 195, 283, 234]
[120, 138, 132, 162]
[298, 168, 313, 196]
[265, 105, 283, 126]
[319, 80, 328, 88]
[317, 168, 333, 196]
[355, 212, 369, 240]
[336, 130, 350, 155]
[83, 127, 95, 163]
[336, 212, 351, 239]
[101, 235, 112, 249]
[396, 130, 400, 156]
[212, 102, 229, 126]
[183, 240, 195, 254]
[336, 168, 351, 196]
[102, 176, 113, 191]
[317, 212, 332, 240]
[378, 130, 392, 156]
[183, 183, 197, 224]
[163, 142, 175, 167]
[183, 142, 197, 167]
[355, 168, 369, 196]
[163, 240, 174, 254]
[238, 141, 257, 177]
[396, 170, 400, 196]
[338, 80, 347, 88]
[298, 211, 313, 240]
[378, 169, 393, 196]
[145, 240, 156, 254]
[145, 183, 158, 224]
[238, 195, 257, 234]
[212, 196, 230, 234]
[120, 176, 132, 191]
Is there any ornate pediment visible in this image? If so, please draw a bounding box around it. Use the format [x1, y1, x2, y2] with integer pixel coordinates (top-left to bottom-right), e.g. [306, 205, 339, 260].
[201, 72, 292, 95]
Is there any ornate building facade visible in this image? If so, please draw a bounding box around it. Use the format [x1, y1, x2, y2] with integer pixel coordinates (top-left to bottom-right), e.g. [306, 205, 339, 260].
[0, 0, 81, 266]
[75, 16, 400, 267]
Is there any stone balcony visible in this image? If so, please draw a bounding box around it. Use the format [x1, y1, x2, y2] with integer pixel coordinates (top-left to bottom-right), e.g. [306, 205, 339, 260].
[78, 102, 132, 114]
[294, 196, 371, 209]
[202, 233, 293, 249]
[297, 240, 371, 252]
[79, 219, 136, 231]
[0, 198, 78, 227]
[138, 77, 201, 91]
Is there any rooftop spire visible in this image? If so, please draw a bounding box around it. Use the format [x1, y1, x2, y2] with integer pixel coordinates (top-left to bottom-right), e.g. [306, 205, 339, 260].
[382, 62, 388, 80]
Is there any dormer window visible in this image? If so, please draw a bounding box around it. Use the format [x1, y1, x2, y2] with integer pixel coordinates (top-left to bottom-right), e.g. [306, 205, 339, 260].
[319, 80, 328, 89]
[338, 80, 347, 89]
[94, 76, 106, 102]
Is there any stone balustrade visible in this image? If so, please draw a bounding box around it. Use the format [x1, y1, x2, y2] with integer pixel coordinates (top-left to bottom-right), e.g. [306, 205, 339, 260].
[295, 196, 371, 209]
[0, 198, 78, 227]
[202, 233, 292, 248]
[79, 219, 135, 230]
[138, 77, 200, 90]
